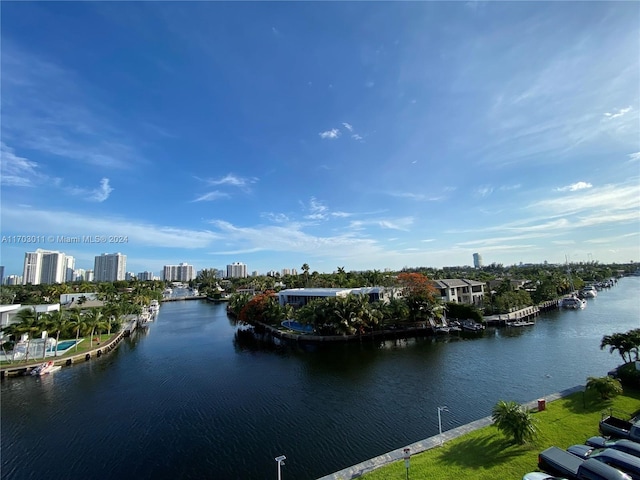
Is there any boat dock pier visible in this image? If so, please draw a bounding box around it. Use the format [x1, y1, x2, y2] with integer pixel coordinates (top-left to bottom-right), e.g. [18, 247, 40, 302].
[483, 300, 557, 326]
[161, 295, 206, 302]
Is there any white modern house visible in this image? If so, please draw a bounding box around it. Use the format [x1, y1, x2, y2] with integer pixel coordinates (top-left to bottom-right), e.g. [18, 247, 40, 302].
[277, 287, 399, 308]
[431, 279, 486, 306]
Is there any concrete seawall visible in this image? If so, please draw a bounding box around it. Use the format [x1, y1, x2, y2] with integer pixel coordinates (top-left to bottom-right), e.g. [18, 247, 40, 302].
[316, 385, 585, 480]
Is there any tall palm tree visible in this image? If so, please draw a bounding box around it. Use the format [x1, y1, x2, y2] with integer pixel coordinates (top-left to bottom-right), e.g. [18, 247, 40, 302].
[68, 309, 86, 352]
[84, 308, 104, 348]
[43, 310, 69, 358]
[14, 308, 42, 363]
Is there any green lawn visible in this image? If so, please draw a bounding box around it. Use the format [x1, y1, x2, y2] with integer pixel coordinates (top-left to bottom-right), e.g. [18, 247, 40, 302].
[362, 389, 640, 480]
[1, 333, 115, 367]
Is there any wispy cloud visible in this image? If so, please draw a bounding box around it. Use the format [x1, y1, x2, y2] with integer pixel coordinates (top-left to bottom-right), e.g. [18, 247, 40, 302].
[192, 191, 230, 202]
[628, 152, 640, 162]
[67, 178, 113, 202]
[555, 181, 592, 192]
[350, 217, 414, 231]
[388, 192, 444, 201]
[342, 122, 353, 132]
[261, 212, 290, 223]
[319, 128, 340, 139]
[475, 186, 493, 198]
[352, 134, 364, 141]
[205, 173, 257, 188]
[0, 143, 41, 187]
[603, 106, 632, 120]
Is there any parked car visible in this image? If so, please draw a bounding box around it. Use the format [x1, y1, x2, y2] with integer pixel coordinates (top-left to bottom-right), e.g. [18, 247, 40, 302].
[539, 446, 633, 480]
[589, 449, 640, 480]
[600, 414, 640, 442]
[585, 438, 640, 459]
[523, 472, 568, 480]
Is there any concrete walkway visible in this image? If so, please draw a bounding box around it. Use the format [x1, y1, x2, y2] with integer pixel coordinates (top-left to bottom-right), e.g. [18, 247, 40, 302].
[316, 385, 585, 480]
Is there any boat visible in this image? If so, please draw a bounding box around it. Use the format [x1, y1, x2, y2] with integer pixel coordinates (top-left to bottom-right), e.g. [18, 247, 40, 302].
[163, 288, 173, 295]
[579, 286, 597, 298]
[149, 300, 160, 313]
[461, 319, 485, 333]
[31, 361, 61, 376]
[559, 295, 586, 309]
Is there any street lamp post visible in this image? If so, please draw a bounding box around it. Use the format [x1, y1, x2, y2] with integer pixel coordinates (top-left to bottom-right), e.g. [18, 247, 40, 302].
[437, 406, 449, 445]
[403, 447, 411, 480]
[275, 455, 286, 480]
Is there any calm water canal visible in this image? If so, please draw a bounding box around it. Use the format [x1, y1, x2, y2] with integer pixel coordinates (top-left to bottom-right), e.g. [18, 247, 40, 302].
[2, 277, 639, 479]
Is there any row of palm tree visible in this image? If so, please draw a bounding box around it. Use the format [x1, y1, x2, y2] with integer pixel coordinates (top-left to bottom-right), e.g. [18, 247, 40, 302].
[0, 305, 124, 363]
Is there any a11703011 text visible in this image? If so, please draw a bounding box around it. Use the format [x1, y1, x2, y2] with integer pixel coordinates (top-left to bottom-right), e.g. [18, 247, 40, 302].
[1, 235, 129, 244]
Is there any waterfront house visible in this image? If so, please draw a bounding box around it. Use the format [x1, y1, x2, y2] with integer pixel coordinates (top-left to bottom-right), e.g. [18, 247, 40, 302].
[431, 279, 485, 306]
[278, 287, 399, 308]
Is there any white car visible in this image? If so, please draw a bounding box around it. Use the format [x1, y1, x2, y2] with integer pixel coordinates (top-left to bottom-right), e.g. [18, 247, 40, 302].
[523, 473, 568, 480]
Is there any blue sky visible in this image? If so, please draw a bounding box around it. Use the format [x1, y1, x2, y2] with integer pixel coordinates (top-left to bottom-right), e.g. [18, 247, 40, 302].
[1, 2, 639, 278]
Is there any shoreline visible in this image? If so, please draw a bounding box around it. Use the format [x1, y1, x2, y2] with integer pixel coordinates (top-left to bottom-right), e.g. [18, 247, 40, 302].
[316, 385, 585, 480]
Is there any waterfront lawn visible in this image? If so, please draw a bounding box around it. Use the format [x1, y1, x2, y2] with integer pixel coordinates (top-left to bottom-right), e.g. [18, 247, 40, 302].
[0, 333, 114, 366]
[363, 389, 640, 480]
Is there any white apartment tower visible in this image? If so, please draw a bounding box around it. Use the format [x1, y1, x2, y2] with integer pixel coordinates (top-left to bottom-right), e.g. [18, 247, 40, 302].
[163, 263, 195, 282]
[226, 262, 247, 279]
[23, 251, 43, 285]
[94, 253, 127, 282]
[473, 252, 483, 269]
[40, 251, 67, 284]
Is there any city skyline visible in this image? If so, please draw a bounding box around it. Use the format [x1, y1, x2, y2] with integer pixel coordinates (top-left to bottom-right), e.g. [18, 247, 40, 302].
[1, 3, 639, 277]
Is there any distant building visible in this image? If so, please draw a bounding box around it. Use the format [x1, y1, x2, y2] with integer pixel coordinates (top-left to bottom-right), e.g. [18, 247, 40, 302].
[226, 262, 247, 279]
[266, 270, 278, 277]
[282, 268, 291, 276]
[65, 256, 75, 282]
[6, 275, 22, 285]
[432, 279, 485, 306]
[137, 271, 155, 281]
[125, 272, 136, 281]
[94, 253, 127, 282]
[85, 270, 94, 282]
[473, 253, 483, 269]
[163, 263, 195, 282]
[23, 249, 70, 285]
[0, 266, 4, 285]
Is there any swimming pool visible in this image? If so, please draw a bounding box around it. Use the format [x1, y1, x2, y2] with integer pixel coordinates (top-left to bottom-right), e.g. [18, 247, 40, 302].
[47, 340, 81, 353]
[281, 320, 314, 334]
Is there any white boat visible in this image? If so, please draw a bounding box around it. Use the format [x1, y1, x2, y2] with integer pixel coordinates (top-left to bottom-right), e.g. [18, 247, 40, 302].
[149, 300, 160, 313]
[559, 295, 586, 309]
[163, 288, 173, 295]
[31, 361, 62, 376]
[580, 286, 597, 298]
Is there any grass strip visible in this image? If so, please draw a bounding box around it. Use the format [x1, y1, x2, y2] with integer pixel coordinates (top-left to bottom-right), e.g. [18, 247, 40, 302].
[362, 388, 640, 480]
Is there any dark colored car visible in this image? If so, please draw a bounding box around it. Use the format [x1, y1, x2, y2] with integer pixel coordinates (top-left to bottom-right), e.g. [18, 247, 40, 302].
[589, 449, 640, 480]
[586, 438, 640, 459]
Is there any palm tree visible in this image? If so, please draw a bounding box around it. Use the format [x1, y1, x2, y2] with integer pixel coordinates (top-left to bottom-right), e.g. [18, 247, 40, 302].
[43, 310, 69, 357]
[491, 400, 537, 445]
[84, 308, 104, 348]
[68, 309, 87, 352]
[601, 333, 633, 364]
[14, 308, 42, 363]
[586, 376, 623, 400]
[301, 263, 310, 287]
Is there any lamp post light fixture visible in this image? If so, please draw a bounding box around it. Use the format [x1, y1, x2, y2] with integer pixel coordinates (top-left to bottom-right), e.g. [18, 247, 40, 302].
[275, 455, 286, 480]
[437, 406, 449, 445]
[403, 447, 411, 480]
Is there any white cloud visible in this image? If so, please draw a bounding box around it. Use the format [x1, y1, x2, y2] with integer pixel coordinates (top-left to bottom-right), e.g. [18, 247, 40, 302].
[500, 184, 521, 191]
[261, 212, 290, 223]
[205, 173, 257, 188]
[89, 178, 113, 202]
[193, 191, 230, 202]
[352, 134, 363, 141]
[342, 122, 353, 131]
[628, 152, 640, 162]
[0, 143, 41, 186]
[319, 128, 340, 139]
[67, 178, 113, 202]
[603, 106, 632, 120]
[475, 186, 494, 197]
[555, 181, 592, 192]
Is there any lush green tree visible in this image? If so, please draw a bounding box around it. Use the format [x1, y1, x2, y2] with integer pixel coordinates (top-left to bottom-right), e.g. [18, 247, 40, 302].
[491, 400, 538, 445]
[586, 376, 623, 400]
[68, 309, 87, 352]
